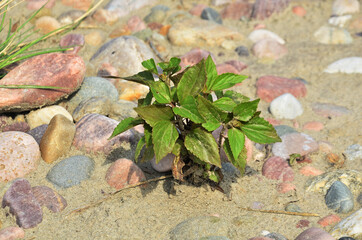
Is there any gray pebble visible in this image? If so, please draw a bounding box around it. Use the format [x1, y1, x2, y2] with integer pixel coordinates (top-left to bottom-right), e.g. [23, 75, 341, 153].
[325, 181, 354, 213]
[285, 203, 302, 213]
[266, 232, 288, 240]
[27, 124, 48, 144]
[235, 45, 249, 57]
[344, 144, 362, 162]
[201, 7, 222, 24]
[274, 125, 298, 137]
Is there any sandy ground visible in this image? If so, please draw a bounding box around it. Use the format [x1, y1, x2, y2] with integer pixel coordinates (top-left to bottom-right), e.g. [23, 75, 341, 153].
[0, 0, 361, 239]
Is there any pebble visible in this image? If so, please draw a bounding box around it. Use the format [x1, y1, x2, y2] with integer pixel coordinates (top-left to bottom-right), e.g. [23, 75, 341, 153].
[249, 29, 285, 45]
[272, 132, 318, 159]
[179, 48, 214, 69]
[262, 156, 294, 182]
[26, 105, 73, 129]
[27, 124, 48, 145]
[105, 158, 146, 189]
[72, 113, 136, 154]
[292, 6, 307, 17]
[251, 39, 288, 60]
[314, 26, 353, 44]
[324, 57, 362, 74]
[285, 203, 302, 212]
[220, 1, 253, 20]
[31, 185, 67, 213]
[85, 31, 105, 46]
[303, 121, 324, 131]
[201, 7, 222, 24]
[312, 103, 351, 118]
[46, 155, 95, 188]
[296, 219, 310, 228]
[344, 144, 362, 162]
[0, 226, 25, 240]
[338, 237, 356, 240]
[0, 131, 40, 182]
[109, 100, 138, 121]
[72, 97, 112, 122]
[318, 214, 341, 227]
[168, 17, 244, 48]
[127, 16, 147, 33]
[0, 121, 30, 133]
[57, 10, 84, 25]
[0, 53, 85, 113]
[27, 0, 56, 9]
[92, 9, 119, 25]
[104, 0, 155, 18]
[295, 227, 335, 240]
[270, 93, 303, 119]
[144, 8, 167, 24]
[274, 125, 298, 137]
[277, 182, 296, 193]
[256, 75, 307, 102]
[170, 216, 233, 239]
[329, 15, 352, 27]
[35, 16, 61, 34]
[330, 208, 362, 239]
[40, 114, 76, 163]
[299, 165, 324, 176]
[216, 63, 242, 74]
[235, 45, 249, 57]
[264, 232, 288, 240]
[325, 181, 354, 213]
[2, 178, 43, 228]
[189, 4, 207, 17]
[250, 0, 290, 20]
[59, 33, 85, 54]
[150, 153, 174, 172]
[61, 0, 92, 11]
[212, 0, 232, 6]
[332, 0, 360, 15]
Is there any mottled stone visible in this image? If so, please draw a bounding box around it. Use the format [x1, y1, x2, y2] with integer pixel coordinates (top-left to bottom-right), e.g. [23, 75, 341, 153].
[330, 208, 362, 239]
[26, 105, 73, 129]
[344, 144, 362, 162]
[104, 0, 155, 18]
[296, 220, 310, 228]
[1, 122, 30, 133]
[0, 226, 25, 240]
[59, 33, 85, 54]
[72, 97, 112, 122]
[92, 9, 119, 25]
[312, 103, 351, 118]
[220, 1, 253, 20]
[325, 181, 354, 213]
[251, 0, 290, 20]
[270, 93, 303, 119]
[0, 53, 85, 113]
[32, 185, 67, 212]
[27, 124, 48, 145]
[262, 156, 294, 182]
[318, 214, 341, 227]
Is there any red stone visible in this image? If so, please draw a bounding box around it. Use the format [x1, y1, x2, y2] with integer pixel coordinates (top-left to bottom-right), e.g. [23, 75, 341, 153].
[27, 0, 56, 10]
[277, 182, 296, 193]
[32, 186, 67, 213]
[0, 53, 85, 113]
[216, 63, 239, 74]
[296, 219, 310, 228]
[59, 34, 85, 55]
[299, 165, 323, 176]
[189, 4, 207, 16]
[1, 122, 30, 132]
[251, 0, 290, 20]
[317, 214, 341, 227]
[303, 121, 324, 131]
[105, 158, 146, 190]
[262, 156, 294, 182]
[0, 226, 25, 240]
[221, 1, 253, 20]
[180, 48, 215, 69]
[292, 6, 307, 17]
[61, 0, 92, 10]
[256, 75, 307, 102]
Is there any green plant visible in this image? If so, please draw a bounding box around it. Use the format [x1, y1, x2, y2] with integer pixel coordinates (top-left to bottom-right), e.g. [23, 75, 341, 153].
[110, 56, 281, 184]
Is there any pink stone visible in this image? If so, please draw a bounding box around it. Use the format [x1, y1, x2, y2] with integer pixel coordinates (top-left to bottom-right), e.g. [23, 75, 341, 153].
[297, 219, 310, 228]
[0, 226, 25, 240]
[151, 154, 173, 172]
[299, 165, 324, 176]
[221, 1, 253, 20]
[294, 227, 335, 240]
[318, 141, 334, 153]
[92, 9, 119, 25]
[254, 23, 266, 30]
[105, 158, 146, 189]
[59, 34, 85, 55]
[0, 131, 40, 182]
[224, 60, 248, 72]
[266, 118, 282, 126]
[61, 0, 92, 10]
[292, 6, 307, 17]
[216, 63, 239, 74]
[27, 0, 56, 10]
[252, 39, 288, 60]
[0, 53, 85, 113]
[277, 182, 296, 193]
[262, 156, 294, 182]
[32, 186, 67, 213]
[35, 16, 61, 34]
[189, 4, 207, 16]
[251, 0, 290, 20]
[312, 103, 350, 118]
[256, 75, 307, 102]
[317, 214, 341, 227]
[127, 16, 147, 33]
[180, 48, 215, 69]
[1, 122, 30, 132]
[303, 121, 324, 131]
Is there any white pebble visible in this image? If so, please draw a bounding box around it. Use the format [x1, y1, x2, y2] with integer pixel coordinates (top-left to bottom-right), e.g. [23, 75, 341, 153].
[328, 15, 352, 27]
[332, 0, 360, 16]
[248, 29, 285, 45]
[330, 208, 362, 239]
[270, 93, 303, 119]
[324, 57, 362, 74]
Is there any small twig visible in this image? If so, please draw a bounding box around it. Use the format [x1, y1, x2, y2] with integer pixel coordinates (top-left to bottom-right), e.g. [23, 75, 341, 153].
[239, 207, 320, 217]
[149, 41, 165, 62]
[65, 175, 173, 217]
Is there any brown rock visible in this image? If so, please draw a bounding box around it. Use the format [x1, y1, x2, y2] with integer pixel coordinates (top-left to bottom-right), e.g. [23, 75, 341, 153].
[251, 0, 290, 20]
[35, 16, 61, 34]
[32, 186, 67, 212]
[85, 31, 105, 47]
[221, 1, 253, 20]
[0, 53, 85, 113]
[59, 33, 85, 54]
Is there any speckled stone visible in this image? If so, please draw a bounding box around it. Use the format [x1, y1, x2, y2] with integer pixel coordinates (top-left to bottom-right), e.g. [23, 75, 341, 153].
[344, 144, 362, 162]
[32, 185, 67, 213]
[262, 156, 294, 182]
[330, 208, 362, 239]
[325, 181, 354, 213]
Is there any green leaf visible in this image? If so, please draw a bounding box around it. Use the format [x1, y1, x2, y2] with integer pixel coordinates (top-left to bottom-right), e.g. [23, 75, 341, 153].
[142, 145, 155, 162]
[122, 70, 154, 86]
[138, 90, 153, 106]
[223, 138, 247, 174]
[135, 136, 146, 162]
[223, 90, 250, 104]
[197, 96, 227, 131]
[142, 58, 158, 74]
[233, 99, 260, 122]
[173, 96, 205, 124]
[207, 73, 247, 91]
[152, 121, 179, 163]
[170, 67, 188, 87]
[172, 139, 184, 156]
[241, 117, 281, 144]
[170, 86, 178, 102]
[134, 105, 174, 127]
[184, 127, 221, 167]
[177, 59, 207, 103]
[205, 55, 217, 91]
[158, 57, 181, 75]
[149, 81, 171, 104]
[205, 170, 221, 183]
[144, 123, 153, 146]
[212, 97, 237, 112]
[228, 128, 245, 160]
[109, 117, 144, 139]
[214, 90, 224, 99]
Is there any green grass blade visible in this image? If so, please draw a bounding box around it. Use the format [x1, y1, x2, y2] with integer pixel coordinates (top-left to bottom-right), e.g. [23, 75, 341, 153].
[0, 84, 71, 89]
[0, 4, 7, 32]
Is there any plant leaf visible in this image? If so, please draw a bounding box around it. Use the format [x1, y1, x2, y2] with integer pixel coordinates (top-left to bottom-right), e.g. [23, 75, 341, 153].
[142, 58, 158, 74]
[173, 96, 205, 124]
[149, 81, 171, 104]
[177, 59, 207, 103]
[197, 95, 227, 131]
[109, 117, 144, 139]
[223, 90, 250, 104]
[142, 145, 155, 162]
[241, 117, 281, 144]
[223, 138, 247, 175]
[205, 55, 217, 91]
[228, 128, 245, 160]
[158, 57, 181, 75]
[121, 70, 154, 86]
[135, 136, 145, 162]
[212, 97, 237, 112]
[207, 73, 247, 91]
[184, 127, 221, 167]
[134, 105, 174, 127]
[138, 90, 153, 106]
[233, 99, 260, 122]
[152, 121, 179, 163]
[144, 123, 153, 146]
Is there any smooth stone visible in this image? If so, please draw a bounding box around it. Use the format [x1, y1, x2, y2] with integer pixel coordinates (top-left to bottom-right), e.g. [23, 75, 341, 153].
[61, 0, 92, 10]
[35, 16, 61, 34]
[92, 9, 119, 25]
[330, 208, 362, 239]
[0, 226, 25, 240]
[170, 216, 234, 239]
[150, 154, 174, 172]
[201, 7, 222, 24]
[251, 39, 288, 60]
[0, 53, 85, 113]
[216, 63, 240, 74]
[325, 181, 354, 213]
[249, 29, 285, 45]
[312, 103, 351, 118]
[262, 156, 294, 182]
[168, 17, 244, 48]
[27, 124, 48, 145]
[26, 105, 73, 129]
[0, 131, 40, 182]
[59, 33, 85, 54]
[212, 0, 232, 6]
[270, 93, 303, 119]
[85, 31, 105, 46]
[179, 48, 215, 69]
[144, 8, 167, 23]
[295, 227, 335, 240]
[274, 125, 298, 137]
[305, 170, 361, 195]
[285, 203, 302, 212]
[303, 121, 324, 131]
[27, 0, 56, 9]
[39, 114, 76, 163]
[2, 178, 43, 229]
[256, 75, 307, 102]
[132, 28, 153, 41]
[189, 4, 207, 17]
[324, 57, 362, 74]
[235, 45, 249, 57]
[104, 0, 155, 18]
[63, 76, 119, 113]
[329, 15, 352, 27]
[272, 132, 318, 159]
[31, 186, 67, 213]
[72, 97, 112, 122]
[299, 165, 324, 176]
[332, 0, 360, 15]
[318, 214, 341, 227]
[57, 10, 84, 25]
[105, 158, 146, 189]
[1, 122, 30, 133]
[220, 1, 253, 20]
[251, 0, 290, 20]
[72, 114, 136, 154]
[338, 237, 356, 240]
[46, 155, 94, 188]
[109, 100, 138, 121]
[344, 144, 362, 162]
[265, 232, 287, 240]
[127, 16, 147, 33]
[314, 26, 353, 44]
[292, 6, 307, 17]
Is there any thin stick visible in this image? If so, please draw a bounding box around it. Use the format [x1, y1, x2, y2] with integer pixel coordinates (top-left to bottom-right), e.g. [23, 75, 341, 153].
[65, 175, 173, 217]
[239, 207, 320, 217]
